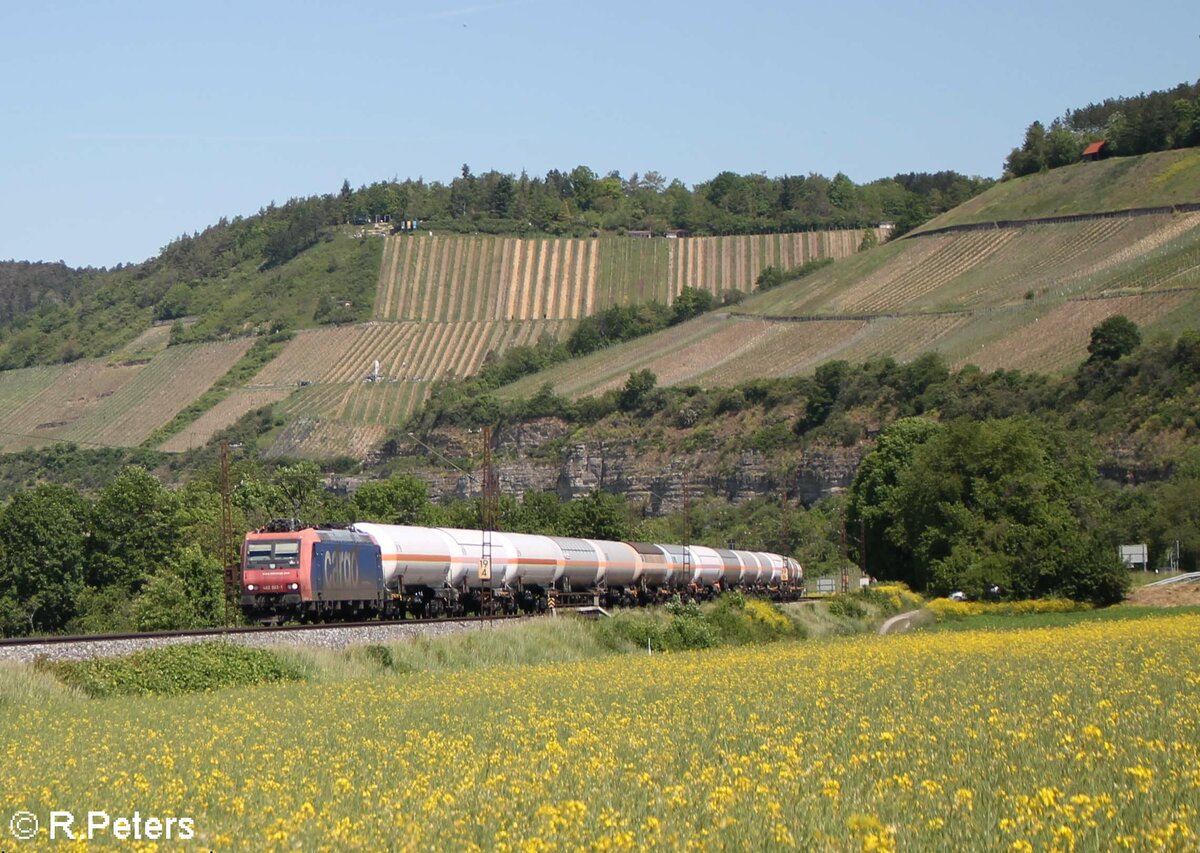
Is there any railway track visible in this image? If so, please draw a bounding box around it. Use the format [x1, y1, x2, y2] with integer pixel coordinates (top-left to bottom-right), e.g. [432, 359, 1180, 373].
[0, 614, 530, 664]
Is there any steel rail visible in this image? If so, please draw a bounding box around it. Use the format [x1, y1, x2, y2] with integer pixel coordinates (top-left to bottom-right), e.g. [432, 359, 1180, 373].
[0, 613, 527, 648]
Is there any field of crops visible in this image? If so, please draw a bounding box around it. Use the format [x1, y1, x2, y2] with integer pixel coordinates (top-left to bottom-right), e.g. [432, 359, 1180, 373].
[374, 236, 603, 322]
[747, 213, 1200, 318]
[273, 380, 432, 426]
[372, 230, 879, 322]
[0, 360, 146, 452]
[110, 322, 174, 360]
[254, 321, 571, 388]
[954, 292, 1193, 374]
[263, 417, 391, 460]
[3, 614, 1197, 850]
[0, 364, 64, 430]
[579, 318, 876, 396]
[916, 147, 1200, 230]
[246, 319, 572, 457]
[503, 315, 735, 399]
[668, 228, 883, 298]
[505, 212, 1200, 401]
[158, 387, 293, 453]
[54, 340, 253, 448]
[0, 341, 252, 452]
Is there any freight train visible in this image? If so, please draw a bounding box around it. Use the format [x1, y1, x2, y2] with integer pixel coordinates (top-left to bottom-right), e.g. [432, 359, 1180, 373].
[240, 522, 803, 621]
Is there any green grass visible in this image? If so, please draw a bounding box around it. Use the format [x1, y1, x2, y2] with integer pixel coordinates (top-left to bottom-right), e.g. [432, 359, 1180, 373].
[172, 230, 382, 342]
[916, 148, 1200, 231]
[924, 603, 1200, 632]
[0, 229, 383, 372]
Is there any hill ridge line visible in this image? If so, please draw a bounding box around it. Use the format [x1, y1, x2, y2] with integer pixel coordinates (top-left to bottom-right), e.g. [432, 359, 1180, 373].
[910, 202, 1200, 239]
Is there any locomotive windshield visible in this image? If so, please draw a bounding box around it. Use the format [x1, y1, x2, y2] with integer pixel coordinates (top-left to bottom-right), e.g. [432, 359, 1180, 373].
[245, 539, 302, 568]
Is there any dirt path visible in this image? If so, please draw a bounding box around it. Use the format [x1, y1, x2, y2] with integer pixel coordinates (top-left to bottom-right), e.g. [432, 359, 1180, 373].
[1126, 580, 1200, 607]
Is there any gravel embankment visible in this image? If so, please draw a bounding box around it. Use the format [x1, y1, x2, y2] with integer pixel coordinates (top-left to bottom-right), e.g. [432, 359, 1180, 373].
[0, 619, 514, 664]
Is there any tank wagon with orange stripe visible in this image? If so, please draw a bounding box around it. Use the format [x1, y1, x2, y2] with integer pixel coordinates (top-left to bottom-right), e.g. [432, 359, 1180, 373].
[240, 523, 802, 621]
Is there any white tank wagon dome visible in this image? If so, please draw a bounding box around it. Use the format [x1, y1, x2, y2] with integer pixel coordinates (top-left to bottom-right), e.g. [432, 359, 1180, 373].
[583, 538, 643, 587]
[755, 552, 785, 585]
[684, 545, 724, 587]
[546, 536, 605, 588]
[350, 523, 462, 588]
[732, 550, 768, 585]
[627, 542, 671, 587]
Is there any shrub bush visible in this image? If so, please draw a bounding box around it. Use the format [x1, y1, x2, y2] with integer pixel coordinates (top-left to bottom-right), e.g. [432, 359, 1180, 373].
[926, 597, 1089, 621]
[38, 642, 304, 697]
[856, 582, 924, 615]
[827, 595, 867, 619]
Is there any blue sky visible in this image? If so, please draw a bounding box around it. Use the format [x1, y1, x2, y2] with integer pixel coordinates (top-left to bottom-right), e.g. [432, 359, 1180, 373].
[1, 0, 1195, 267]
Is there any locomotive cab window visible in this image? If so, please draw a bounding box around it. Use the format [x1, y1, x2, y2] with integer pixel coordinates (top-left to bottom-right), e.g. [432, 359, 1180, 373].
[245, 540, 302, 567]
[273, 541, 301, 566]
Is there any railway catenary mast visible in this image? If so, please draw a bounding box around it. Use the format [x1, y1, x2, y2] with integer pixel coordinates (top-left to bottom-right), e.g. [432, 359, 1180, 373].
[239, 523, 804, 622]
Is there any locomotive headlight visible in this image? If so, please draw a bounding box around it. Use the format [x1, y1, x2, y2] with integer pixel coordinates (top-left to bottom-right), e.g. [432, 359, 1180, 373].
[245, 583, 257, 592]
[288, 582, 300, 591]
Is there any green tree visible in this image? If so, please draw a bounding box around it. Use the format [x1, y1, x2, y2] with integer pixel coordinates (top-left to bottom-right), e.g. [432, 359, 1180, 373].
[339, 178, 353, 222]
[1045, 121, 1084, 168]
[232, 469, 286, 530]
[670, 287, 714, 325]
[795, 361, 850, 433]
[274, 461, 324, 522]
[352, 475, 430, 525]
[132, 544, 224, 630]
[854, 418, 1126, 603]
[846, 418, 942, 589]
[489, 174, 515, 218]
[1148, 464, 1200, 571]
[559, 490, 631, 540]
[506, 490, 563, 534]
[1005, 121, 1047, 176]
[1087, 315, 1141, 363]
[619, 369, 657, 412]
[755, 265, 784, 292]
[156, 282, 192, 321]
[88, 467, 181, 594]
[0, 484, 90, 635]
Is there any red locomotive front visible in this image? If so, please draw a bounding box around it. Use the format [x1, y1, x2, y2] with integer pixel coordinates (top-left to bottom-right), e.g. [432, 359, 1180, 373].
[241, 529, 317, 612]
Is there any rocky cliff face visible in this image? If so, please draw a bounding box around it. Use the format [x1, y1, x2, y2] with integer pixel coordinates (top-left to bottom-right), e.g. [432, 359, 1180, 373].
[401, 418, 866, 513]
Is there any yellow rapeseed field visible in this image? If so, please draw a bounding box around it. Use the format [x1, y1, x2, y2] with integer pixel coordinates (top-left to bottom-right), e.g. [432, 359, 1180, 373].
[3, 614, 1199, 851]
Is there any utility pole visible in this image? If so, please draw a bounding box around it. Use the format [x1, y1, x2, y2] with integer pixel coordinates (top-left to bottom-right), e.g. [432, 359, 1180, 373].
[480, 426, 499, 611]
[859, 517, 868, 584]
[682, 470, 692, 595]
[838, 507, 849, 594]
[779, 484, 791, 552]
[779, 484, 792, 585]
[219, 439, 237, 626]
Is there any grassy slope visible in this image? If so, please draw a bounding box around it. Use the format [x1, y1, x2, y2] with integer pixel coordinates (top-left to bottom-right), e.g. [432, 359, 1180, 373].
[0, 229, 381, 370]
[915, 148, 1200, 231]
[174, 230, 382, 339]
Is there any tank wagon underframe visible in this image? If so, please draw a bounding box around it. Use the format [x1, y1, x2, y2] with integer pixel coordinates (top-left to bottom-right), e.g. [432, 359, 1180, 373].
[241, 523, 803, 622]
